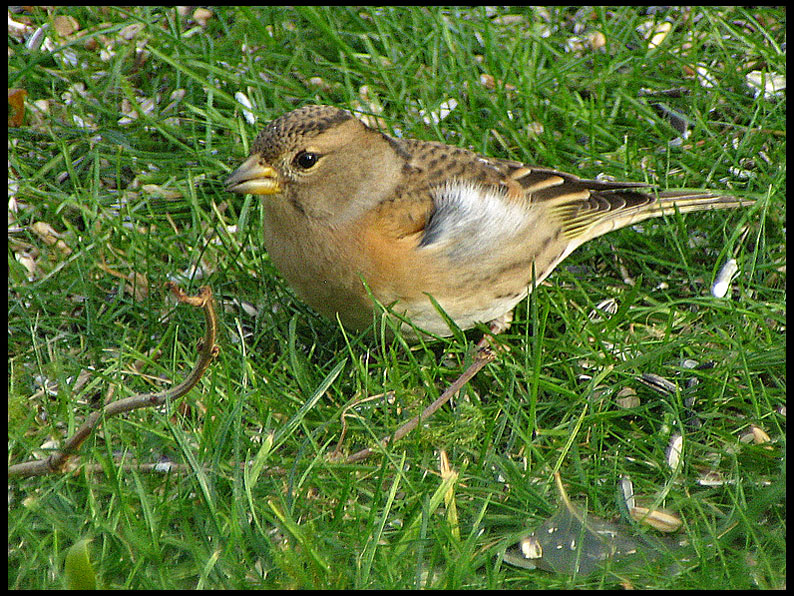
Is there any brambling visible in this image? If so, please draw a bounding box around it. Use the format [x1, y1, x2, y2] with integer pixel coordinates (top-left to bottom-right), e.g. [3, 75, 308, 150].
[225, 105, 750, 337]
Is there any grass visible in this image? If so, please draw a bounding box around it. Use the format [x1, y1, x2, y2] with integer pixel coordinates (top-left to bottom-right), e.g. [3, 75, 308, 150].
[8, 6, 785, 589]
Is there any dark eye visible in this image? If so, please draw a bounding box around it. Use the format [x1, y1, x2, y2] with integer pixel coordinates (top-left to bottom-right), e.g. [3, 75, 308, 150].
[293, 151, 318, 169]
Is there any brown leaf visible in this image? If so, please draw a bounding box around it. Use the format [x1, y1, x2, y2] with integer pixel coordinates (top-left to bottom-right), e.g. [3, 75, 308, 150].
[8, 88, 28, 127]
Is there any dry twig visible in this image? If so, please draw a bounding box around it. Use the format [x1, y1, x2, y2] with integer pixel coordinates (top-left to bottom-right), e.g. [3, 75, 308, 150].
[8, 283, 218, 478]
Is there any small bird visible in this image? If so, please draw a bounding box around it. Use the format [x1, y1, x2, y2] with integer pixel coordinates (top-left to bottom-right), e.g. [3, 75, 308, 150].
[226, 105, 750, 338]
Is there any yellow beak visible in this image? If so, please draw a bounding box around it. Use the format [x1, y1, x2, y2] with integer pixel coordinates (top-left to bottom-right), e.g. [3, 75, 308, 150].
[225, 155, 281, 195]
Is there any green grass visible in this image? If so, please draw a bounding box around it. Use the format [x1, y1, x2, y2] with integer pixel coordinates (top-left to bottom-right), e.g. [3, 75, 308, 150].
[8, 6, 785, 589]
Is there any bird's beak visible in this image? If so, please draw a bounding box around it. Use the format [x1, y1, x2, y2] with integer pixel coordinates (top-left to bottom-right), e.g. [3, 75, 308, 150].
[225, 155, 281, 195]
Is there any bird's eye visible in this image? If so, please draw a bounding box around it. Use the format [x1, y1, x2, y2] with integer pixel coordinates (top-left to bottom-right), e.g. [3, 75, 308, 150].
[293, 151, 318, 170]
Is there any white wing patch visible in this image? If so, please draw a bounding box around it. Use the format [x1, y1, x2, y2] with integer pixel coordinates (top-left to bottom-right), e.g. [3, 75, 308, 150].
[420, 179, 527, 259]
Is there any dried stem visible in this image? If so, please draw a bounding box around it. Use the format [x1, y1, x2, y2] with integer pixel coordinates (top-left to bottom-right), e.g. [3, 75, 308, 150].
[8, 284, 218, 479]
[344, 332, 498, 464]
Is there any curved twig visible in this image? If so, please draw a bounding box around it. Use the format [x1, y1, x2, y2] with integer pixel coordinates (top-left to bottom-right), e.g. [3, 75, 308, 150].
[8, 284, 219, 478]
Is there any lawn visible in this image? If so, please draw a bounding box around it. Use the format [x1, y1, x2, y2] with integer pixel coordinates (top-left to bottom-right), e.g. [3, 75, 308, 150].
[8, 6, 785, 589]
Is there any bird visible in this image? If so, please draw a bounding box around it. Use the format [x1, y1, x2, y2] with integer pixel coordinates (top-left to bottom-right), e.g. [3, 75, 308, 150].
[225, 104, 751, 338]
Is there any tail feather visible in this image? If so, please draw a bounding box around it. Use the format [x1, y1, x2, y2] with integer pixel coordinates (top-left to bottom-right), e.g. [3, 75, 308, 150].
[553, 189, 753, 243]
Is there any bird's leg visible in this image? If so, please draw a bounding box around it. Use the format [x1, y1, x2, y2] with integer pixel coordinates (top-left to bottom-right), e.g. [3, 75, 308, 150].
[484, 310, 513, 336]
